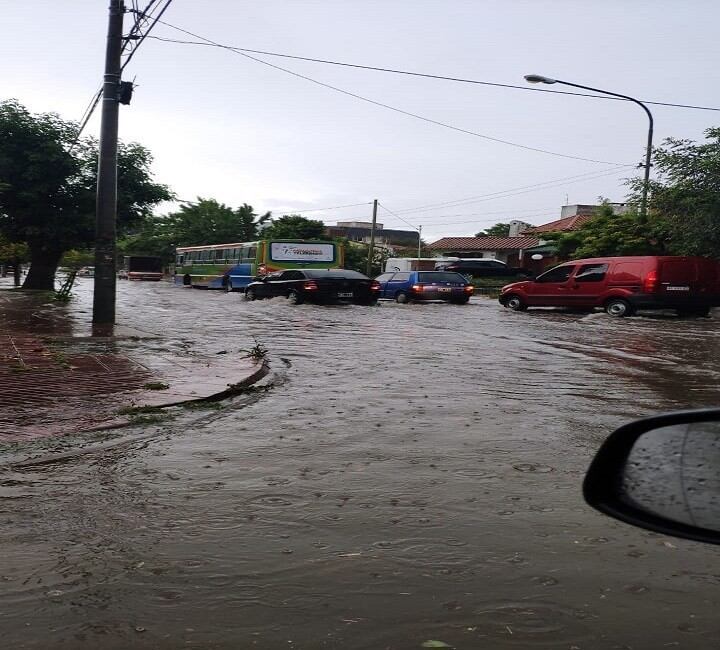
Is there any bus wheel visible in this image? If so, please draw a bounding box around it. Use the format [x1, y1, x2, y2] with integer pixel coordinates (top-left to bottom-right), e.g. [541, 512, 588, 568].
[182, 274, 191, 286]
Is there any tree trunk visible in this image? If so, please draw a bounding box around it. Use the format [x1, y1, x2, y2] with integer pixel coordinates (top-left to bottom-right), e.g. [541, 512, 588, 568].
[22, 246, 64, 291]
[12, 257, 21, 287]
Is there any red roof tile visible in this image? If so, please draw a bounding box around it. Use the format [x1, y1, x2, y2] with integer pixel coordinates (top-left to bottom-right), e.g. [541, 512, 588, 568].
[521, 214, 595, 234]
[428, 236, 541, 250]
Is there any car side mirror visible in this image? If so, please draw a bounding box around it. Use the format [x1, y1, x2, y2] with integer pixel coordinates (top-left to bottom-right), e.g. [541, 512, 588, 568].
[584, 408, 720, 545]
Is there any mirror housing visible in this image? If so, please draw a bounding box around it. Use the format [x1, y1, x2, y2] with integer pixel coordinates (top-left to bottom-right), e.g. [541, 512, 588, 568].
[584, 408, 720, 545]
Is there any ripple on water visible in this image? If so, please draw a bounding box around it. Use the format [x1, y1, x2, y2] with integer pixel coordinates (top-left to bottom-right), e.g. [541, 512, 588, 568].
[471, 601, 593, 645]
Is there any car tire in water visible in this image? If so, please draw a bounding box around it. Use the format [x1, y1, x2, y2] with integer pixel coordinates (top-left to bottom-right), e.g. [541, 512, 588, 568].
[395, 291, 409, 304]
[604, 298, 634, 317]
[287, 290, 303, 305]
[245, 287, 257, 301]
[183, 274, 191, 286]
[504, 294, 527, 311]
[451, 297, 470, 305]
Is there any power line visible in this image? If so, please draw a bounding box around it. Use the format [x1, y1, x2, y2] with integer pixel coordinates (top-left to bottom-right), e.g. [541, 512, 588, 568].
[71, 0, 173, 145]
[172, 198, 372, 214]
[147, 21, 628, 166]
[389, 166, 633, 215]
[123, 0, 174, 71]
[274, 201, 373, 213]
[377, 202, 422, 231]
[148, 31, 720, 114]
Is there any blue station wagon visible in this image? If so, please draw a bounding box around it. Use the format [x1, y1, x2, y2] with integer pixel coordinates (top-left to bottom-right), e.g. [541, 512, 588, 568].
[374, 271, 474, 304]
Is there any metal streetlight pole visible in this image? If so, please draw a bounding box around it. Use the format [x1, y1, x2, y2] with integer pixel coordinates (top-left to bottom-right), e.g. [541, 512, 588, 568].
[524, 74, 653, 221]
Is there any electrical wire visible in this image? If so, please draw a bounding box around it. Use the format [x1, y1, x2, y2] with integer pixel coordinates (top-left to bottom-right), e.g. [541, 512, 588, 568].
[148, 29, 720, 114]
[71, 0, 173, 146]
[122, 0, 174, 71]
[272, 201, 373, 213]
[146, 22, 628, 165]
[389, 166, 633, 215]
[377, 203, 422, 231]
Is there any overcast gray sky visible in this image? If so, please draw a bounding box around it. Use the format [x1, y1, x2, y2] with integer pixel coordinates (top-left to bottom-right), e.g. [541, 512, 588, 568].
[3, 0, 719, 241]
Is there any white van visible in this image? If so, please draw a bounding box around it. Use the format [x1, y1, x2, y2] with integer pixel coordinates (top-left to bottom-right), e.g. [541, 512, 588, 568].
[384, 257, 457, 273]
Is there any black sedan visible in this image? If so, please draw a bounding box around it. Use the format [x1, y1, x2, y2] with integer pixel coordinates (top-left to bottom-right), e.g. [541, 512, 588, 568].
[244, 269, 380, 305]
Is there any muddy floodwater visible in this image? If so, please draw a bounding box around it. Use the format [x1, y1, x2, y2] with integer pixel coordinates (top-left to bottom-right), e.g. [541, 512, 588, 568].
[3, 279, 720, 649]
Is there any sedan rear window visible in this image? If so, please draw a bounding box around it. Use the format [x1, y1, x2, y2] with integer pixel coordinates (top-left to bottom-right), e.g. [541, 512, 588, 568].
[417, 272, 467, 283]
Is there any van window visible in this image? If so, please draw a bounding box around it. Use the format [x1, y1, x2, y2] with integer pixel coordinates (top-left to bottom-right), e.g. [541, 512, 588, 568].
[575, 263, 608, 283]
[536, 265, 575, 283]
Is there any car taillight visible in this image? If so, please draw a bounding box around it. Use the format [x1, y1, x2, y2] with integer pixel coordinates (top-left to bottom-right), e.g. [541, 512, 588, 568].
[303, 280, 318, 290]
[370, 281, 380, 290]
[464, 285, 474, 292]
[411, 284, 423, 291]
[643, 270, 658, 293]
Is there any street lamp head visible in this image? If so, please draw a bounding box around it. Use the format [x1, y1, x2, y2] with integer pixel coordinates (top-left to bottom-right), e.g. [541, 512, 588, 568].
[524, 74, 557, 85]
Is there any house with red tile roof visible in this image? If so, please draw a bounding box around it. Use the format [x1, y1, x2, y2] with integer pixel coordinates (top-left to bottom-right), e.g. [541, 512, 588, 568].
[427, 236, 541, 267]
[520, 203, 627, 235]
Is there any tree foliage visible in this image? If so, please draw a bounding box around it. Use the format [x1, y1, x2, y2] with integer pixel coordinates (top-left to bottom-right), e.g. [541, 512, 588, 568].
[120, 198, 272, 264]
[262, 214, 326, 240]
[0, 99, 172, 289]
[546, 203, 664, 259]
[551, 129, 720, 260]
[627, 127, 720, 258]
[475, 222, 511, 237]
[341, 240, 393, 276]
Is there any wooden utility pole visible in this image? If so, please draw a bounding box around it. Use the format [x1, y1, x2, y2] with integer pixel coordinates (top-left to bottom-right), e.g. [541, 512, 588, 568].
[93, 0, 124, 324]
[365, 199, 378, 276]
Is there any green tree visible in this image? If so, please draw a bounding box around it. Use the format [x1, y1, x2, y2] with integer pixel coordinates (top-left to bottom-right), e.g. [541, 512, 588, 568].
[262, 214, 326, 240]
[341, 240, 392, 276]
[120, 198, 271, 264]
[475, 222, 511, 237]
[547, 202, 665, 259]
[0, 99, 172, 290]
[628, 127, 720, 257]
[546, 203, 664, 259]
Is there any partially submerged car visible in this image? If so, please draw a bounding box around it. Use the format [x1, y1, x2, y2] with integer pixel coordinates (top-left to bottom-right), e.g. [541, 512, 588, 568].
[499, 255, 720, 317]
[374, 271, 474, 304]
[244, 269, 380, 305]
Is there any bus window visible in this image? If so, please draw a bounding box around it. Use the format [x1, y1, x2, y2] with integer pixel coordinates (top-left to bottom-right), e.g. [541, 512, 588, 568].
[247, 246, 257, 261]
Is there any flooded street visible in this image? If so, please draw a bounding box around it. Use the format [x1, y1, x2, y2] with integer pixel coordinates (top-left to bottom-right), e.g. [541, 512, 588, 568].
[3, 279, 720, 649]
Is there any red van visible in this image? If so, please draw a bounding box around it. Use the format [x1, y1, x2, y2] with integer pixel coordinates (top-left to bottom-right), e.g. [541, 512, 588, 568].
[499, 256, 720, 317]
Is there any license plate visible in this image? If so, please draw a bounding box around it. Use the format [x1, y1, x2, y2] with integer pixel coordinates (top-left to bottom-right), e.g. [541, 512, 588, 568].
[666, 286, 690, 291]
[338, 292, 353, 298]
[438, 287, 451, 292]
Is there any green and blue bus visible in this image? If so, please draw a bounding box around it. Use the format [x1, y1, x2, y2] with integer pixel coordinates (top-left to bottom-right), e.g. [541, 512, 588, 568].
[174, 239, 345, 291]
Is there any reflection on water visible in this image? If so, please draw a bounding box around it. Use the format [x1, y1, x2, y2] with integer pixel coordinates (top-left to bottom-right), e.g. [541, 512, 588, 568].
[2, 280, 720, 649]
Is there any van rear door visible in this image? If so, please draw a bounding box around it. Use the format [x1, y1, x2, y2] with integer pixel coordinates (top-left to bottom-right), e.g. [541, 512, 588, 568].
[659, 258, 698, 296]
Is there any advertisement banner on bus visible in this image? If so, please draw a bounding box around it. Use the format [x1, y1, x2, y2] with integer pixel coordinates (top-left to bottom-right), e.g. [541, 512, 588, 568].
[270, 242, 335, 263]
